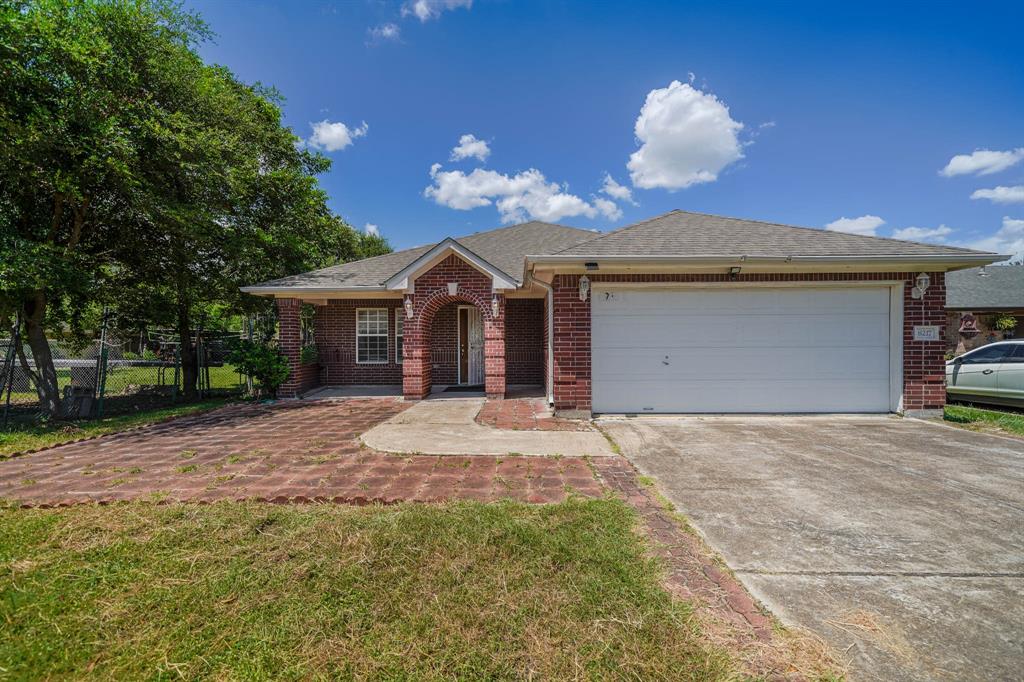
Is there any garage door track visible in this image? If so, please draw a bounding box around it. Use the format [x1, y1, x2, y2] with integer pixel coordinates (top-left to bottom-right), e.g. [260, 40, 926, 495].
[601, 415, 1024, 681]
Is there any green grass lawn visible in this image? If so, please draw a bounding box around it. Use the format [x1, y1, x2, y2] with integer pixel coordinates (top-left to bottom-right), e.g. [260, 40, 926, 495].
[0, 398, 234, 458]
[0, 500, 741, 680]
[944, 404, 1024, 437]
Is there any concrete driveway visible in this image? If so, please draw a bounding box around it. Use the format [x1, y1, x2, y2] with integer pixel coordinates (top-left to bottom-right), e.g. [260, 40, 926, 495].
[600, 415, 1024, 681]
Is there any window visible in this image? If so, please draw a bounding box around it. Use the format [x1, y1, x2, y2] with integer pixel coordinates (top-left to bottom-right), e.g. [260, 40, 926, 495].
[394, 308, 404, 364]
[1005, 343, 1024, 363]
[356, 308, 388, 364]
[961, 344, 1010, 364]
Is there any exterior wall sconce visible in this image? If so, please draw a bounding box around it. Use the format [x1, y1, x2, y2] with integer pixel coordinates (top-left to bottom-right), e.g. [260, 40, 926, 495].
[491, 293, 500, 318]
[911, 272, 931, 300]
[447, 282, 459, 296]
[728, 266, 742, 280]
[578, 275, 591, 301]
[404, 296, 414, 319]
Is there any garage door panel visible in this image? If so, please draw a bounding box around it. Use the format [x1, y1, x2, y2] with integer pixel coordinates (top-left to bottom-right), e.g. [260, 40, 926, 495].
[593, 314, 889, 348]
[591, 286, 892, 413]
[591, 379, 889, 413]
[593, 346, 889, 381]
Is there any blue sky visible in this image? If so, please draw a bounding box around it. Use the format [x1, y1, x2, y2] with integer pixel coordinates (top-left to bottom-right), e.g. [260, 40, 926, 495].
[188, 0, 1024, 259]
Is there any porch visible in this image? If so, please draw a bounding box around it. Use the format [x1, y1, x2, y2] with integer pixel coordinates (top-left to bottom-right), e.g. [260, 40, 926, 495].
[274, 255, 548, 402]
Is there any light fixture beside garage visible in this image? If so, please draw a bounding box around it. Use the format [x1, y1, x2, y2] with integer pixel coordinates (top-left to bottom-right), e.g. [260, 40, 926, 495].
[578, 275, 591, 301]
[911, 272, 931, 299]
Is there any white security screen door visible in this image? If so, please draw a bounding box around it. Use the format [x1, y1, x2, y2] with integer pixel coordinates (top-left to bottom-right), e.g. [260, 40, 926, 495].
[459, 306, 485, 385]
[591, 286, 892, 413]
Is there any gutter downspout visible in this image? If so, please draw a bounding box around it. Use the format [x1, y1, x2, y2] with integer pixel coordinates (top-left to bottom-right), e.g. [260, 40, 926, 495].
[529, 275, 555, 406]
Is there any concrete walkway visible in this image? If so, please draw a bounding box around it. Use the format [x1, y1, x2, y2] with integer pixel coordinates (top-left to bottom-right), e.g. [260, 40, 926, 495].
[361, 398, 615, 456]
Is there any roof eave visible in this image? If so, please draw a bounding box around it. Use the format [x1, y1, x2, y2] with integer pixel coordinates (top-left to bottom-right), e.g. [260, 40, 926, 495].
[526, 253, 1009, 270]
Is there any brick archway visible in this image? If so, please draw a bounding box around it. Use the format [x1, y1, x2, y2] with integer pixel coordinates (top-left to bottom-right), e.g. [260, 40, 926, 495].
[403, 288, 506, 400]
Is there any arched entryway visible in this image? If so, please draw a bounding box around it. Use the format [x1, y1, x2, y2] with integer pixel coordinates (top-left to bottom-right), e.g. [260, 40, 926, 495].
[402, 288, 506, 400]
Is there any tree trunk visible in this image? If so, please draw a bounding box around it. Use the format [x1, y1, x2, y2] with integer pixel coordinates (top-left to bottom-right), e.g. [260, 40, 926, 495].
[23, 291, 62, 417]
[177, 301, 198, 400]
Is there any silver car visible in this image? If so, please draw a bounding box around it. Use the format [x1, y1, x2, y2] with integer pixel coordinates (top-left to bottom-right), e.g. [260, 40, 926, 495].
[946, 340, 1024, 408]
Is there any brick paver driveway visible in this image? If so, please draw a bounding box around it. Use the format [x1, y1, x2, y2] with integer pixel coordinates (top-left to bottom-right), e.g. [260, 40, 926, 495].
[0, 399, 604, 507]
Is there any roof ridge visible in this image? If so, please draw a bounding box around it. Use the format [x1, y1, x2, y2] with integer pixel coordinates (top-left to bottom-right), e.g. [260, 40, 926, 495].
[672, 209, 983, 254]
[455, 219, 594, 240]
[550, 208, 683, 255]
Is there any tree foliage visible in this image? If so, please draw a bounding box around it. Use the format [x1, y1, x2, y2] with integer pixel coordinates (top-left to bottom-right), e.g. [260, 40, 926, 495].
[0, 0, 381, 415]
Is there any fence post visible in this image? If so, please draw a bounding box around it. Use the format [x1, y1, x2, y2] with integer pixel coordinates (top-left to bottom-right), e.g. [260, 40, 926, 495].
[94, 307, 110, 419]
[172, 347, 180, 402]
[1, 313, 20, 430]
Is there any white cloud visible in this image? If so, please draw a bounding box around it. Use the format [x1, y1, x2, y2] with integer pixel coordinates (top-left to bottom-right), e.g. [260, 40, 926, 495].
[364, 223, 380, 236]
[939, 148, 1024, 177]
[425, 164, 611, 224]
[627, 80, 744, 191]
[824, 215, 885, 237]
[891, 225, 954, 242]
[970, 185, 1024, 204]
[367, 23, 400, 43]
[600, 173, 636, 205]
[965, 217, 1024, 261]
[592, 197, 622, 221]
[450, 134, 490, 162]
[402, 0, 471, 21]
[307, 120, 368, 152]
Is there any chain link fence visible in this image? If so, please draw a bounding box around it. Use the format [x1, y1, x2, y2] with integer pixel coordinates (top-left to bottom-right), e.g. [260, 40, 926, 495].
[2, 317, 252, 426]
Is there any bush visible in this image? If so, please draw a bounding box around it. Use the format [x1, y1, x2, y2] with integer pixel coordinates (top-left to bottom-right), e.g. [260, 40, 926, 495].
[300, 345, 318, 365]
[227, 341, 290, 398]
[994, 314, 1018, 332]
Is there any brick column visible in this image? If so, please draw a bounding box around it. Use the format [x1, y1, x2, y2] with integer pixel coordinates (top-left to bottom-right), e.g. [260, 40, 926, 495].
[403, 312, 431, 400]
[484, 294, 506, 399]
[903, 272, 947, 416]
[276, 298, 303, 398]
[551, 275, 591, 417]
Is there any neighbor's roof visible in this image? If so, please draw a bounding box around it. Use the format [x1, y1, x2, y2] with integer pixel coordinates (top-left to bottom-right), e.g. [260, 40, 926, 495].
[246, 221, 596, 290]
[946, 266, 1024, 309]
[549, 210, 997, 258]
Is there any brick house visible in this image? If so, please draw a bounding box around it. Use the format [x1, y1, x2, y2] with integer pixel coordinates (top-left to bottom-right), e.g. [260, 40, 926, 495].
[945, 265, 1024, 356]
[242, 210, 1005, 418]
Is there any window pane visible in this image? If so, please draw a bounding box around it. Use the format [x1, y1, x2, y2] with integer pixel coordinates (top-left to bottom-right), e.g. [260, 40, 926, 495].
[1005, 343, 1024, 363]
[356, 309, 388, 363]
[963, 344, 1009, 364]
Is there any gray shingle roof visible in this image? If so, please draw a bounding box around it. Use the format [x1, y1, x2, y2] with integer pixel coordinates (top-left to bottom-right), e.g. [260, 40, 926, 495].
[946, 266, 1024, 309]
[553, 210, 995, 258]
[247, 221, 596, 289]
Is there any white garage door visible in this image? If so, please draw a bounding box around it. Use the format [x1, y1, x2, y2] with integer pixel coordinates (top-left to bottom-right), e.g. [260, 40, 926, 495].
[591, 286, 892, 413]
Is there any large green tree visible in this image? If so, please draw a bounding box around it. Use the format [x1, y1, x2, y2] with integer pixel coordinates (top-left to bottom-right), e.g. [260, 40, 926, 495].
[0, 0, 374, 414]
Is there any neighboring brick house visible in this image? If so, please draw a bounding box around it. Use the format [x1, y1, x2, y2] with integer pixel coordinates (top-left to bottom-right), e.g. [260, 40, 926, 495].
[945, 265, 1024, 356]
[242, 210, 1005, 418]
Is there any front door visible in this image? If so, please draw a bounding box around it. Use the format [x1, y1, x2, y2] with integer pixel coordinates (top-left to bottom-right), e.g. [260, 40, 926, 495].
[458, 306, 484, 385]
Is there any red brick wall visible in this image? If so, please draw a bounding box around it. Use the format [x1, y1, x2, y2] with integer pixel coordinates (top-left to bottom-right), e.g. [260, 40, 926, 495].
[276, 298, 320, 398]
[550, 272, 947, 414]
[425, 303, 457, 385]
[505, 298, 544, 385]
[315, 299, 404, 385]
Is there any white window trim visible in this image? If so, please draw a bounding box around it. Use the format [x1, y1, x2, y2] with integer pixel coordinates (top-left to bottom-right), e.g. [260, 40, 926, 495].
[355, 307, 389, 365]
[394, 307, 404, 365]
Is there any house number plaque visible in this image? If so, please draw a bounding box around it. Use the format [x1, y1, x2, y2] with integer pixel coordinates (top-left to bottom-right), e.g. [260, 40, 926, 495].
[912, 325, 940, 341]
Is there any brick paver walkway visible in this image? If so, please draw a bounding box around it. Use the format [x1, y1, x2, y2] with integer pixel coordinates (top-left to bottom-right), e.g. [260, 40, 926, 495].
[476, 397, 590, 431]
[0, 400, 604, 507]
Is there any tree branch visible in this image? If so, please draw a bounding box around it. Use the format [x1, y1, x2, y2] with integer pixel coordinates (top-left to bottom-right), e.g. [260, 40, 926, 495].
[47, 193, 64, 244]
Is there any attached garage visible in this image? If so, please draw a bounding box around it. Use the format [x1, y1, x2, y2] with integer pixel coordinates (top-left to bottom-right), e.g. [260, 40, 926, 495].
[591, 285, 899, 414]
